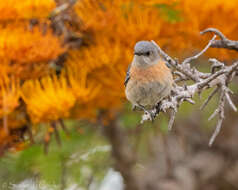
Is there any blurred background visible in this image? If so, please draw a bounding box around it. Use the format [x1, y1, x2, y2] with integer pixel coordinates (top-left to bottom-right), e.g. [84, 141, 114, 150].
[0, 0, 238, 189]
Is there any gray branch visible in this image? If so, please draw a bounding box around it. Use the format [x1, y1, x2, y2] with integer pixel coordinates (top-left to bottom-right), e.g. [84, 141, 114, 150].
[182, 35, 217, 65]
[201, 28, 238, 51]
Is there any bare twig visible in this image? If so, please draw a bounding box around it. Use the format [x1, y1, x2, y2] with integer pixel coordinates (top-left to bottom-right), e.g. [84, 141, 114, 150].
[168, 110, 176, 131]
[209, 91, 225, 146]
[58, 118, 70, 135]
[225, 91, 237, 112]
[201, 28, 227, 41]
[201, 28, 238, 51]
[182, 35, 217, 65]
[51, 0, 77, 17]
[51, 122, 62, 146]
[200, 86, 219, 110]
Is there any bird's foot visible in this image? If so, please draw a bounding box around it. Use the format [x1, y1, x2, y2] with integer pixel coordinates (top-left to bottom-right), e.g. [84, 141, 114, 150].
[141, 109, 156, 123]
[136, 103, 157, 123]
[155, 102, 162, 114]
[146, 110, 156, 122]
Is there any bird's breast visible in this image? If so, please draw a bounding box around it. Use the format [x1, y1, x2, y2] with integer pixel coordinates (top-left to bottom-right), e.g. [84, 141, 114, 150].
[125, 61, 173, 107]
[131, 60, 172, 82]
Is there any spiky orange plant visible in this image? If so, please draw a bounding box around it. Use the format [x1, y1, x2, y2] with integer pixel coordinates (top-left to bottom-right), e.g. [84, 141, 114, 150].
[0, 0, 63, 152]
[21, 73, 75, 123]
[0, 0, 55, 20]
[0, 24, 65, 63]
[0, 75, 20, 118]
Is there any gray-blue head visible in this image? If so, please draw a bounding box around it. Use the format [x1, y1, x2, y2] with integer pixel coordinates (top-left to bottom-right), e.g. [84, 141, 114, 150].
[133, 41, 159, 67]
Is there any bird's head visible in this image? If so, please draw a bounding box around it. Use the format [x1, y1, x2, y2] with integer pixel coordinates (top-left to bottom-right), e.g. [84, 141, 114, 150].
[133, 41, 160, 67]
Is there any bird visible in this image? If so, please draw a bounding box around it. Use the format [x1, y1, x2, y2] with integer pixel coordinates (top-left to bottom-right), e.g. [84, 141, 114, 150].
[124, 41, 173, 120]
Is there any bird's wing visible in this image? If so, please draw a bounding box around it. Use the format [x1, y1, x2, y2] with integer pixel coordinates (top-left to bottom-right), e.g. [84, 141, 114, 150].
[124, 64, 131, 87]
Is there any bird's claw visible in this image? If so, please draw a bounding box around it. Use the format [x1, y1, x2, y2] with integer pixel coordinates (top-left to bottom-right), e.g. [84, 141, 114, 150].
[145, 110, 156, 122]
[141, 110, 156, 124]
[155, 102, 162, 113]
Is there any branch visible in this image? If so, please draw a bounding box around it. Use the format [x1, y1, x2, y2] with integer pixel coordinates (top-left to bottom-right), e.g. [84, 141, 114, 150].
[201, 28, 238, 51]
[200, 86, 219, 110]
[201, 28, 227, 41]
[51, 0, 77, 17]
[140, 29, 238, 145]
[182, 35, 217, 65]
[208, 90, 225, 146]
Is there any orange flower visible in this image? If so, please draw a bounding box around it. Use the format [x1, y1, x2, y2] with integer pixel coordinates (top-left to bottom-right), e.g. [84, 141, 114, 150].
[65, 38, 127, 111]
[21, 73, 76, 123]
[66, 65, 101, 103]
[0, 75, 20, 117]
[0, 23, 65, 63]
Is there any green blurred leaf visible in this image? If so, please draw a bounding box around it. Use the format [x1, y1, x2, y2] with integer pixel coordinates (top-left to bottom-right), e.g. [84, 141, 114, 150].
[154, 3, 182, 23]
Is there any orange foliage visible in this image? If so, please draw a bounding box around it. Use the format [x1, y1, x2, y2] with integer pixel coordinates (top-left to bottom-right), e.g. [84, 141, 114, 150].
[76, 0, 238, 60]
[21, 73, 76, 123]
[0, 0, 55, 20]
[167, 0, 238, 59]
[0, 1, 64, 152]
[0, 23, 65, 63]
[0, 76, 26, 154]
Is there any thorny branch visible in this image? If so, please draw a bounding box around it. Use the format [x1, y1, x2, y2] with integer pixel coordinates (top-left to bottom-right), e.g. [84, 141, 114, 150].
[141, 28, 238, 146]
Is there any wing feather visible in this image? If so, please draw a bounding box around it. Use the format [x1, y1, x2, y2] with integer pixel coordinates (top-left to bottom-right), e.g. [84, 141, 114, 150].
[124, 64, 131, 87]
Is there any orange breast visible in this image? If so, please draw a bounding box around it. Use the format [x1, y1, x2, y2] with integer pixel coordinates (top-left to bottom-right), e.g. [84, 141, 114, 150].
[130, 59, 173, 84]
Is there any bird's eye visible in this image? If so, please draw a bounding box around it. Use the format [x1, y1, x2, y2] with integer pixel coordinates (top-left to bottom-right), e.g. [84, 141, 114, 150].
[145, 51, 150, 56]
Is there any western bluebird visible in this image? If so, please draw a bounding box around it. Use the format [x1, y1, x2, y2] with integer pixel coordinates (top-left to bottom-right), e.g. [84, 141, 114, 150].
[125, 41, 173, 120]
